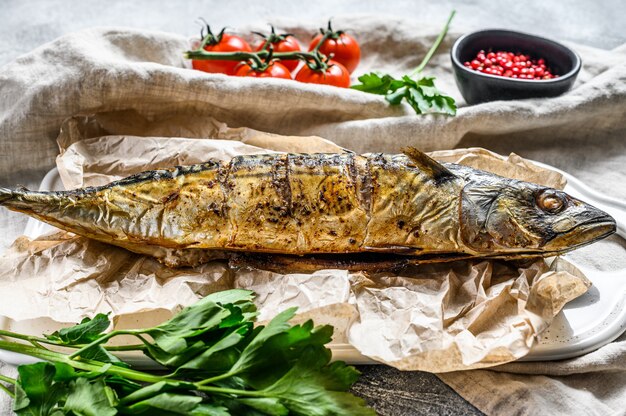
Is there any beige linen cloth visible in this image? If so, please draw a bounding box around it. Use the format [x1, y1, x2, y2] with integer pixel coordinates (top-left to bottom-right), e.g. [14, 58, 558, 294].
[0, 17, 625, 415]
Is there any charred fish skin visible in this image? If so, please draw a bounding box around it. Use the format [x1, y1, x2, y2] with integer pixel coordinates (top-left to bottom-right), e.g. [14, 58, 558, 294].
[223, 153, 368, 254]
[0, 149, 616, 270]
[363, 152, 462, 254]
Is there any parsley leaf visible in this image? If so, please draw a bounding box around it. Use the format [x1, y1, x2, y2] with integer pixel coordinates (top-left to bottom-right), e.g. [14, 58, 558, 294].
[226, 307, 297, 378]
[351, 73, 404, 94]
[63, 377, 118, 416]
[352, 72, 457, 116]
[80, 345, 130, 367]
[144, 289, 256, 355]
[350, 11, 457, 116]
[46, 313, 111, 345]
[13, 362, 67, 416]
[1, 289, 375, 415]
[258, 346, 374, 416]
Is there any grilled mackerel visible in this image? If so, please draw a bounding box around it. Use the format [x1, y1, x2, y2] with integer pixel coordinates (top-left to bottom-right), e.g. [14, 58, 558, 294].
[0, 149, 616, 272]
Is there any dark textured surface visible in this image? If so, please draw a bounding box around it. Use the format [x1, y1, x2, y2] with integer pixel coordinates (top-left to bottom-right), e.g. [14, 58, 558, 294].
[1, 1, 624, 415]
[352, 366, 482, 415]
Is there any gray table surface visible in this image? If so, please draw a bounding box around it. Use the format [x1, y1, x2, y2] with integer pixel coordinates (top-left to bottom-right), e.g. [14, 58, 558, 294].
[1, 1, 624, 415]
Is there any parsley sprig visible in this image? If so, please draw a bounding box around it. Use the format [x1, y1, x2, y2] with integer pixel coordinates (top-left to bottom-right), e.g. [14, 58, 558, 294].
[351, 10, 457, 115]
[0, 289, 374, 415]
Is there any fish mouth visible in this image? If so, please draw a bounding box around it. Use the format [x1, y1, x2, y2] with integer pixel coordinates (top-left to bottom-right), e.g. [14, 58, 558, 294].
[477, 216, 616, 261]
[543, 216, 616, 252]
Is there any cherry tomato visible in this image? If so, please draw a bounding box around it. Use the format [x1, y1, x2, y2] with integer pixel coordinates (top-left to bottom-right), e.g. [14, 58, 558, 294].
[309, 32, 360, 74]
[192, 33, 252, 75]
[234, 62, 292, 79]
[256, 35, 301, 72]
[295, 61, 350, 88]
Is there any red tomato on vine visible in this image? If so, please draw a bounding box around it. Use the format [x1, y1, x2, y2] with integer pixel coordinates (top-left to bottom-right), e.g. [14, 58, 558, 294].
[192, 26, 252, 75]
[308, 22, 360, 74]
[254, 27, 302, 72]
[295, 60, 350, 88]
[235, 61, 292, 79]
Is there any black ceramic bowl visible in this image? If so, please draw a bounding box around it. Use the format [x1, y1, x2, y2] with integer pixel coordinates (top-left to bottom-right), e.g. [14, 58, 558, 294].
[450, 29, 581, 104]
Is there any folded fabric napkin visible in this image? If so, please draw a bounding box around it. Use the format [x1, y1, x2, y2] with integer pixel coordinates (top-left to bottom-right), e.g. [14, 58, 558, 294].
[0, 17, 625, 415]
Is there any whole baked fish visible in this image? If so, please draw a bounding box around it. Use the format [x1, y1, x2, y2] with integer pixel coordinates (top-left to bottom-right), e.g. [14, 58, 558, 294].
[0, 149, 615, 272]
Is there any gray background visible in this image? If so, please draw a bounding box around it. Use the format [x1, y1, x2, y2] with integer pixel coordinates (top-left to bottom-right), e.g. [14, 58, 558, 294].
[1, 0, 624, 414]
[1, 0, 625, 66]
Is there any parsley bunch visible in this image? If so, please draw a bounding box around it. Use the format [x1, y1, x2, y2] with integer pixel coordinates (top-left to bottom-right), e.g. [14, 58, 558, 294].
[0, 289, 374, 415]
[351, 11, 457, 115]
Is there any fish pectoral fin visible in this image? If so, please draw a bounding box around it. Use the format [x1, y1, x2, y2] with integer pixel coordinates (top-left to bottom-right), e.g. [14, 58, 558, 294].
[402, 147, 457, 183]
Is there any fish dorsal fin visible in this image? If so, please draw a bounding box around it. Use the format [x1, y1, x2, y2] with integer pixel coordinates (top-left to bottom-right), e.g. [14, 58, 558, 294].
[402, 147, 457, 183]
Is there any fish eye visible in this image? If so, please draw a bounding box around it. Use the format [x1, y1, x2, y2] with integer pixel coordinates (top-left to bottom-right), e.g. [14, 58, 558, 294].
[536, 190, 566, 214]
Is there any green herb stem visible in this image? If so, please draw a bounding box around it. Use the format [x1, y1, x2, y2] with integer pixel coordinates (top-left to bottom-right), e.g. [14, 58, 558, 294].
[0, 338, 264, 399]
[0, 374, 16, 385]
[350, 10, 457, 116]
[0, 329, 59, 346]
[196, 385, 264, 397]
[196, 371, 238, 386]
[0, 339, 67, 364]
[1, 329, 146, 353]
[68, 330, 139, 360]
[0, 382, 14, 399]
[410, 10, 456, 76]
[0, 339, 162, 384]
[0, 374, 16, 399]
[105, 344, 146, 352]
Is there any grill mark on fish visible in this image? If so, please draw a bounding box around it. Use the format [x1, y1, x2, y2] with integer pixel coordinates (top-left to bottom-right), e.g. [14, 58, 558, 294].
[346, 153, 358, 198]
[162, 191, 180, 204]
[284, 154, 295, 218]
[358, 155, 374, 249]
[273, 154, 291, 218]
[219, 159, 234, 245]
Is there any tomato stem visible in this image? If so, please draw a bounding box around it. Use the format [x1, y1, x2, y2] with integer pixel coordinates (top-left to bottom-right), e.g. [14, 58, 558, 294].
[185, 49, 326, 71]
[312, 30, 332, 54]
[197, 20, 224, 49]
[186, 49, 266, 68]
[253, 26, 274, 52]
[188, 21, 340, 73]
[410, 10, 456, 76]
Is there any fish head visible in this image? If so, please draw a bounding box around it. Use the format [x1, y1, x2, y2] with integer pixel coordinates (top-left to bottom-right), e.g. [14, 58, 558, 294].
[459, 175, 616, 256]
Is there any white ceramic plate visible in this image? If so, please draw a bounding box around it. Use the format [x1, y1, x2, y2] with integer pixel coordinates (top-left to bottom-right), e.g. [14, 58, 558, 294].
[2, 164, 626, 367]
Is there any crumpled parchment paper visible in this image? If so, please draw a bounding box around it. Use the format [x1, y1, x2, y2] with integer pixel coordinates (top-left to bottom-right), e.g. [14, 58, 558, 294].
[0, 116, 590, 372]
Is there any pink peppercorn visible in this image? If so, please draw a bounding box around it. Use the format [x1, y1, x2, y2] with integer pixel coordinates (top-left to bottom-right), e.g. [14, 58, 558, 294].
[466, 50, 557, 80]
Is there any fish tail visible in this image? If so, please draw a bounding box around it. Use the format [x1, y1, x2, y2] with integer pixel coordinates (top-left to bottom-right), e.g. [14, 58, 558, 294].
[0, 187, 16, 205]
[0, 187, 57, 211]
